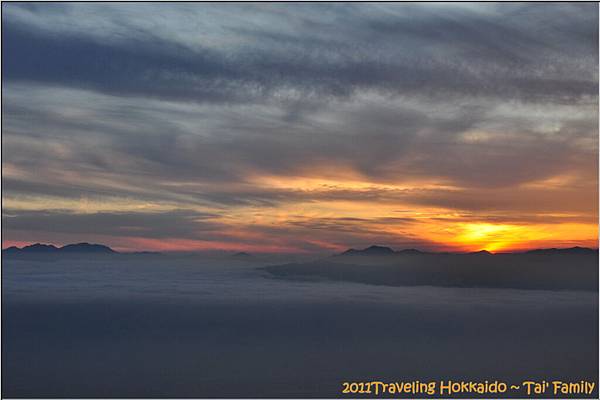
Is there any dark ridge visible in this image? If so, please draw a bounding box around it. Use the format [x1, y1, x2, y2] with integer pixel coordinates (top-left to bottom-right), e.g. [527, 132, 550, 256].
[341, 245, 395, 256]
[22, 243, 59, 252]
[337, 245, 597, 257]
[397, 248, 424, 255]
[470, 250, 492, 255]
[233, 252, 251, 258]
[3, 246, 21, 254]
[524, 246, 597, 255]
[263, 247, 599, 291]
[60, 243, 116, 253]
[3, 242, 117, 255]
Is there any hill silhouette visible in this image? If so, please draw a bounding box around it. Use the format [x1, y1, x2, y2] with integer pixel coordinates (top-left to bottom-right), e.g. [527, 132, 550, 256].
[341, 245, 396, 256]
[338, 245, 595, 257]
[266, 245, 599, 291]
[19, 243, 59, 253]
[3, 242, 116, 255]
[524, 246, 596, 255]
[60, 243, 116, 253]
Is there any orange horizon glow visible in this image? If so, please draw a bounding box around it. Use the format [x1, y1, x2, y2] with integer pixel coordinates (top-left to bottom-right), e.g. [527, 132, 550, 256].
[1, 4, 598, 258]
[2, 239, 597, 254]
[3, 165, 598, 254]
[3, 217, 598, 254]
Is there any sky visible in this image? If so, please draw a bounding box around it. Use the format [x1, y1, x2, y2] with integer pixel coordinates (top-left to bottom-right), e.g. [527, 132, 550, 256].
[2, 3, 598, 253]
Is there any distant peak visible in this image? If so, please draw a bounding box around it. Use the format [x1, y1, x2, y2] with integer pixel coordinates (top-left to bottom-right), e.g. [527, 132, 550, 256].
[397, 248, 423, 255]
[3, 242, 116, 254]
[366, 245, 394, 251]
[525, 247, 597, 255]
[3, 246, 22, 253]
[22, 243, 59, 252]
[341, 245, 395, 256]
[232, 251, 251, 258]
[60, 243, 116, 253]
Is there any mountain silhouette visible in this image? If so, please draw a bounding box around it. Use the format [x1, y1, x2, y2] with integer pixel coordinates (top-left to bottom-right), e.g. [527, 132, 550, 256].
[397, 248, 425, 255]
[22, 243, 59, 252]
[469, 250, 492, 255]
[338, 245, 596, 257]
[265, 245, 599, 291]
[60, 243, 115, 253]
[3, 246, 22, 255]
[524, 246, 597, 255]
[341, 245, 396, 256]
[3, 242, 116, 255]
[340, 245, 425, 256]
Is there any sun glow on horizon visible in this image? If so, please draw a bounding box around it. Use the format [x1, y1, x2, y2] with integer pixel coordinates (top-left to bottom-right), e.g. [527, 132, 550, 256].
[447, 222, 598, 253]
[2, 167, 597, 254]
[1, 3, 597, 256]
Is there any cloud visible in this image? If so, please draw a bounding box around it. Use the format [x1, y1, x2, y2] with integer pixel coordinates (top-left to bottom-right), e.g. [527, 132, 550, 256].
[2, 3, 597, 105]
[3, 84, 596, 194]
[2, 3, 597, 251]
[2, 209, 219, 239]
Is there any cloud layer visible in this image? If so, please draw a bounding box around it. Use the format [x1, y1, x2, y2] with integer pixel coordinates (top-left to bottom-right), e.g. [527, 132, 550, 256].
[2, 3, 598, 252]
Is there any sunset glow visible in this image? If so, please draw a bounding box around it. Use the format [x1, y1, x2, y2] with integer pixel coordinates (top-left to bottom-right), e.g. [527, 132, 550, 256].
[2, 3, 597, 253]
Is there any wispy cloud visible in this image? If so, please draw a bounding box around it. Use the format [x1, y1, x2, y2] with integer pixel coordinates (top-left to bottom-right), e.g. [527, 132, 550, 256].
[2, 3, 597, 252]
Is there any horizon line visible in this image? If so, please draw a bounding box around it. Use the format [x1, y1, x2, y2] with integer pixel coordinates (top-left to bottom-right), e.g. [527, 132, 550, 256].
[2, 241, 598, 256]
